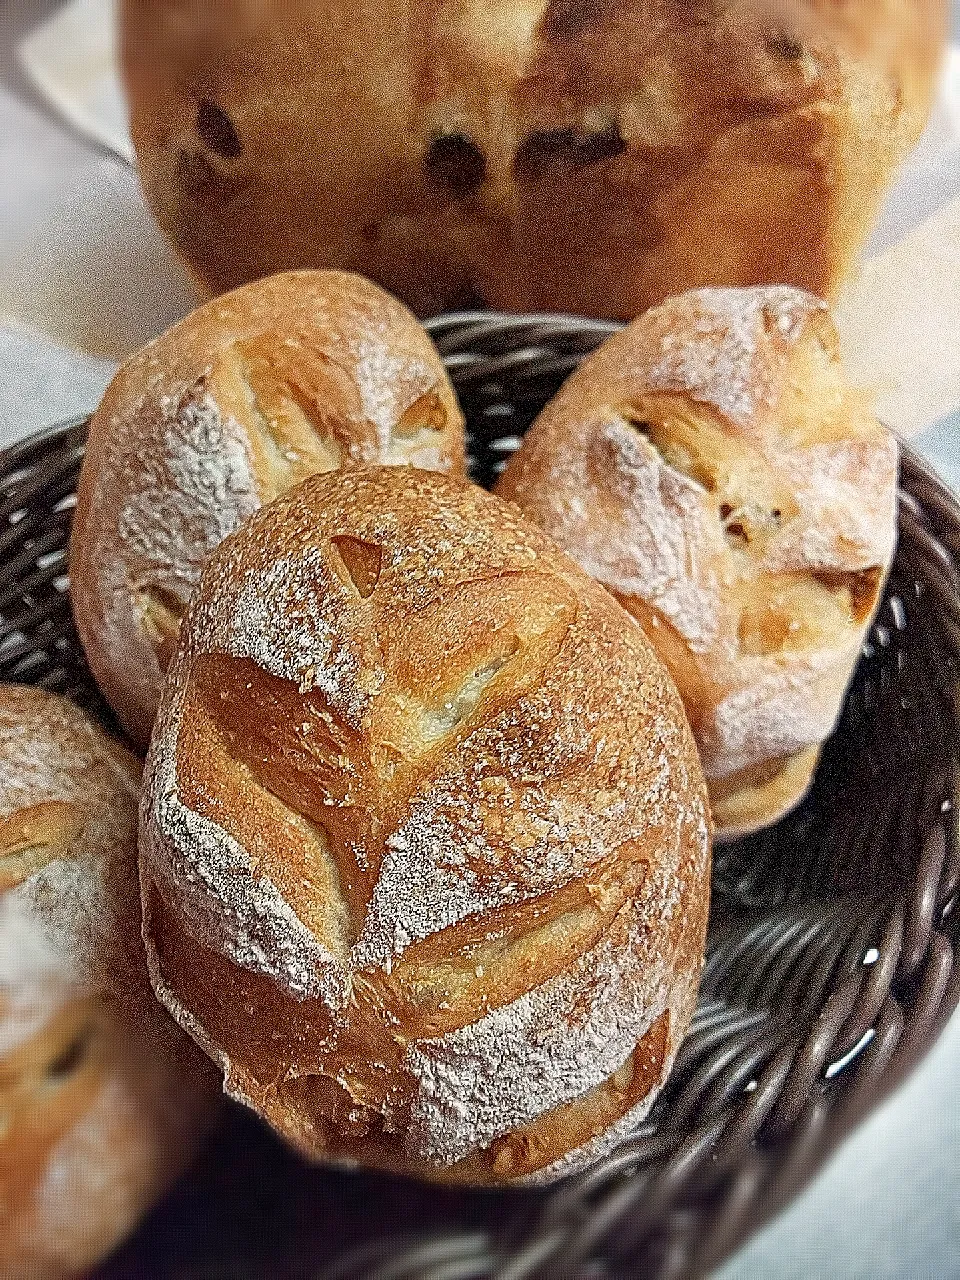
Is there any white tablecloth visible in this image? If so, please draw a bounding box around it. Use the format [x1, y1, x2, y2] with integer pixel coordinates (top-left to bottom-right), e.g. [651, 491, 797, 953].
[2, 4, 960, 1277]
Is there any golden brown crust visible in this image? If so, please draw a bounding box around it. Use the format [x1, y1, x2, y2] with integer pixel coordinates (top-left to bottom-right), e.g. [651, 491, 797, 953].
[71, 270, 466, 747]
[139, 467, 711, 1185]
[495, 287, 899, 838]
[0, 686, 217, 1280]
[119, 0, 946, 317]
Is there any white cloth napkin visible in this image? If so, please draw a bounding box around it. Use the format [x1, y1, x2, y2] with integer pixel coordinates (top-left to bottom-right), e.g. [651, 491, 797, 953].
[19, 0, 131, 161]
[0, 320, 115, 447]
[0, 80, 199, 362]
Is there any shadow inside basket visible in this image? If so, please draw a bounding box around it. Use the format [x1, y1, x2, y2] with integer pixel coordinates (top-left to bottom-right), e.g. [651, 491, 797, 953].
[2, 344, 959, 1278]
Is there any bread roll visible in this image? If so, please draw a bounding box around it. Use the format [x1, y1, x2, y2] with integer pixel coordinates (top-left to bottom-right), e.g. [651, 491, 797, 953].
[119, 0, 945, 317]
[0, 686, 216, 1279]
[139, 467, 710, 1185]
[496, 287, 898, 839]
[71, 270, 465, 747]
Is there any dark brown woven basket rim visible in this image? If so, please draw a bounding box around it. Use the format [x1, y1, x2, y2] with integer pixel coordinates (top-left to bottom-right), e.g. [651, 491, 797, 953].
[1, 310, 958, 1280]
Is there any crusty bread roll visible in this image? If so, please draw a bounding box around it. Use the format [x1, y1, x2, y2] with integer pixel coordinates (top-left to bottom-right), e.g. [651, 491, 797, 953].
[496, 287, 899, 839]
[71, 270, 465, 748]
[119, 0, 945, 317]
[139, 467, 711, 1186]
[0, 686, 216, 1280]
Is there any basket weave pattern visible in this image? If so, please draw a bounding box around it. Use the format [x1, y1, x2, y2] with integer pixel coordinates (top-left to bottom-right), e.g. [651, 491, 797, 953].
[1, 315, 959, 1280]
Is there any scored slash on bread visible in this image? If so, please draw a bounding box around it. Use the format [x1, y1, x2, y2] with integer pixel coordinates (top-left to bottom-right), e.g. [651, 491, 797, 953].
[0, 802, 86, 893]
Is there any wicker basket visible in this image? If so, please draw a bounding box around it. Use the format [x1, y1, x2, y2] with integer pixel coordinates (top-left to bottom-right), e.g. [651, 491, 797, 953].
[2, 314, 959, 1280]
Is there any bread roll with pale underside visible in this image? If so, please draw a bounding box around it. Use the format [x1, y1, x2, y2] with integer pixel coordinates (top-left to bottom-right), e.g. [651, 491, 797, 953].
[119, 0, 945, 318]
[71, 270, 466, 748]
[0, 686, 216, 1280]
[496, 287, 899, 839]
[139, 467, 711, 1186]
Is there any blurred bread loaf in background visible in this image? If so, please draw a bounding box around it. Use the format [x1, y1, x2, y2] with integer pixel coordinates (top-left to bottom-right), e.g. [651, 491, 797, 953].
[119, 0, 946, 318]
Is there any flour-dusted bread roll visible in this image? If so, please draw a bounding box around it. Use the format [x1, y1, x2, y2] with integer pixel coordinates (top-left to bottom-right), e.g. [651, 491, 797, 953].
[0, 687, 216, 1280]
[71, 270, 465, 747]
[496, 287, 899, 839]
[119, 0, 945, 318]
[139, 467, 710, 1186]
